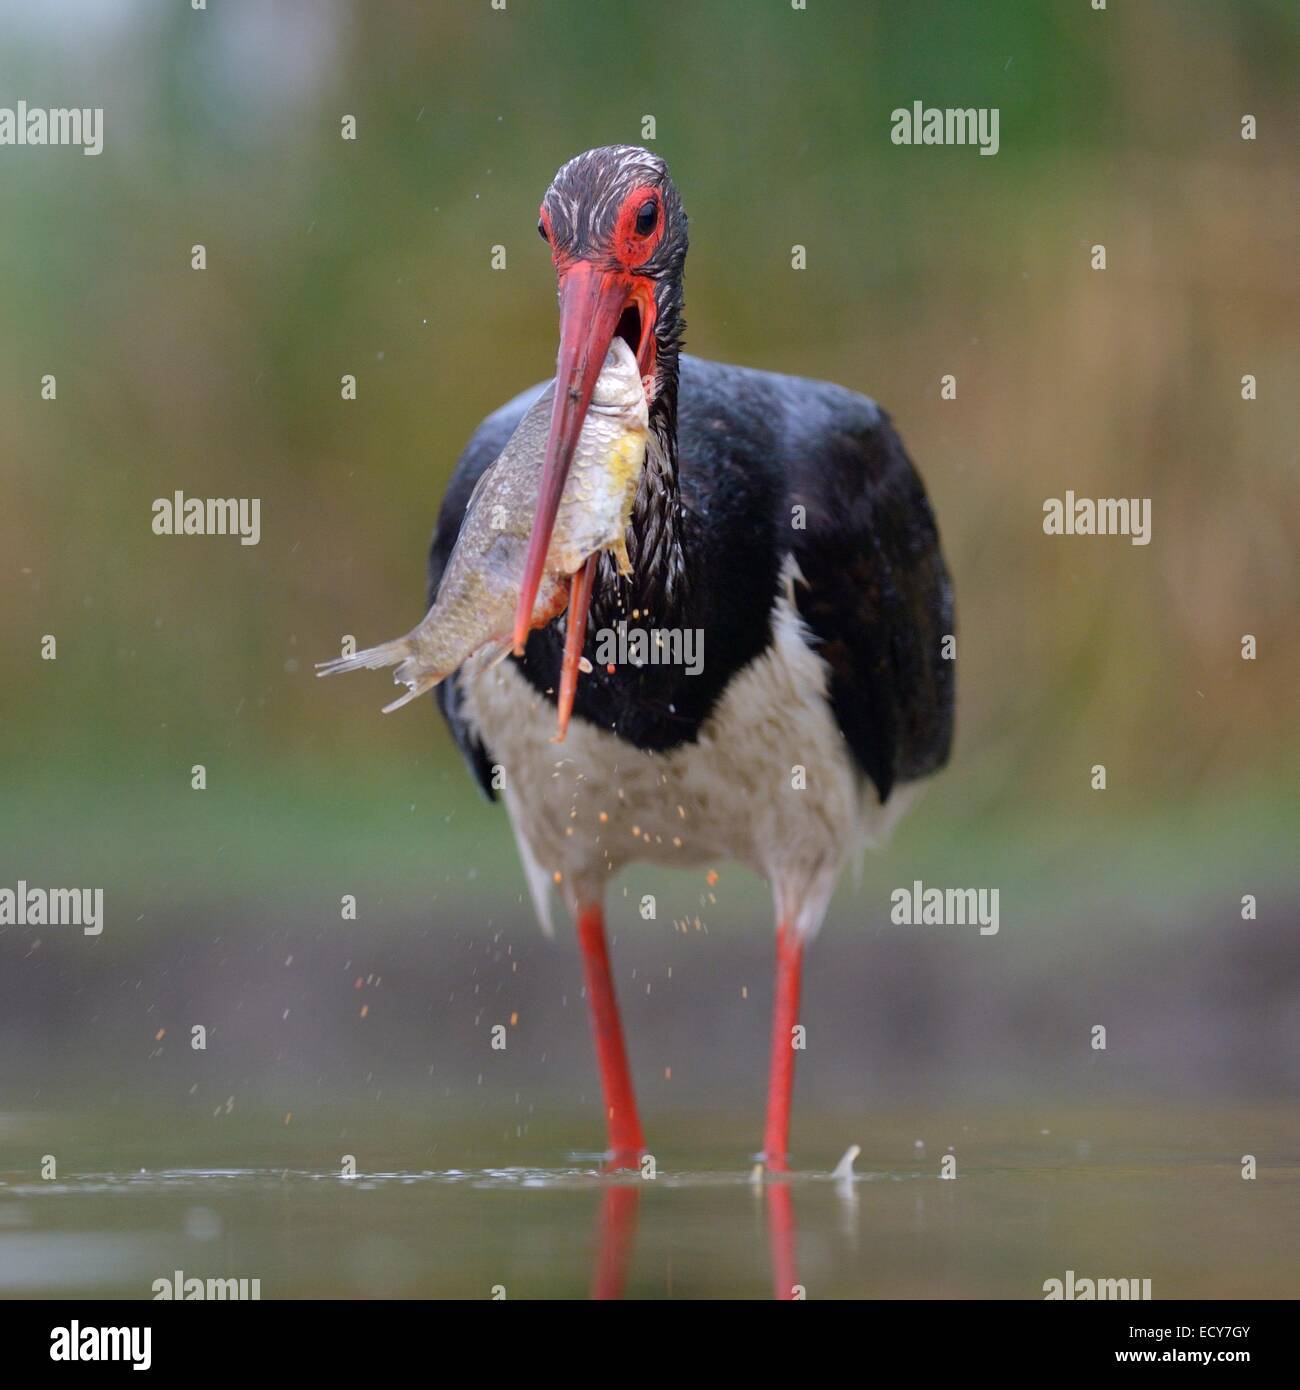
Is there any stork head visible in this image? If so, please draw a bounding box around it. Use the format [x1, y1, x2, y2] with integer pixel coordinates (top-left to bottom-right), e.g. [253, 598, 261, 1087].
[512, 145, 687, 653]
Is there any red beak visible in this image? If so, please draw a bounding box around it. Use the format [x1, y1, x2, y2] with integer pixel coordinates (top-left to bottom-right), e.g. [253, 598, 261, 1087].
[510, 262, 640, 656]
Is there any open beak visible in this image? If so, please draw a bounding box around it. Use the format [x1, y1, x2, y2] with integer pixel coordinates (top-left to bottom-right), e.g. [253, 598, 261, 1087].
[510, 262, 649, 656]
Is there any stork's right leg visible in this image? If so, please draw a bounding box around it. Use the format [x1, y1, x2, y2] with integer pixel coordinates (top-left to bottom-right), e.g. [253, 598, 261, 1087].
[575, 903, 645, 1168]
[762, 920, 805, 1170]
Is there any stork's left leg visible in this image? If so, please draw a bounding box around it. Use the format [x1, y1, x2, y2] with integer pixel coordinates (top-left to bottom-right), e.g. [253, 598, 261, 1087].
[761, 921, 805, 1170]
[575, 903, 645, 1169]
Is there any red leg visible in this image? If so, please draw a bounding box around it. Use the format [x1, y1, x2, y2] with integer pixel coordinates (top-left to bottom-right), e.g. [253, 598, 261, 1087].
[576, 903, 645, 1168]
[762, 921, 804, 1170]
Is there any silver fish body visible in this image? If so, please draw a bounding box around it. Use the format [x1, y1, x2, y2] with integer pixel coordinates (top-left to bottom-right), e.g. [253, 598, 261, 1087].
[317, 336, 648, 711]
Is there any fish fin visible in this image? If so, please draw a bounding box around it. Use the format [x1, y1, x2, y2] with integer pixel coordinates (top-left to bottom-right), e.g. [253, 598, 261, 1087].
[380, 654, 445, 713]
[381, 684, 425, 714]
[612, 533, 633, 578]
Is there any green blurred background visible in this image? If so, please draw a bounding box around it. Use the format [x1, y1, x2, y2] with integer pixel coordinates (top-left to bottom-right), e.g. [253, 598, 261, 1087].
[1, 0, 1297, 1131]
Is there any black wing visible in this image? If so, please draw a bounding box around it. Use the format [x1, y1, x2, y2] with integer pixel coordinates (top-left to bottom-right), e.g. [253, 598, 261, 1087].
[782, 384, 955, 804]
[426, 384, 546, 800]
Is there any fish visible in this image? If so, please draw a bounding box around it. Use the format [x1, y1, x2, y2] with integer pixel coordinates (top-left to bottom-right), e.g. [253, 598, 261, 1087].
[316, 335, 648, 716]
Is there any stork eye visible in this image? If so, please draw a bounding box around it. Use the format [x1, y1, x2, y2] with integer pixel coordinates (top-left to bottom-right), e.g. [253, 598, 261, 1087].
[537, 218, 549, 243]
[634, 199, 658, 237]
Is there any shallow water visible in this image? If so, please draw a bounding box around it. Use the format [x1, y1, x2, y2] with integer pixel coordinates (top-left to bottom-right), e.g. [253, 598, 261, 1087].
[1, 1105, 1296, 1298]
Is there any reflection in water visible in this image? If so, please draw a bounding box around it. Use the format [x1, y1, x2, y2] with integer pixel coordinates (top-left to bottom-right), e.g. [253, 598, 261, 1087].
[591, 1183, 640, 1299]
[765, 1181, 800, 1300]
[586, 1174, 811, 1299]
[587, 1175, 804, 1300]
[836, 1168, 860, 1244]
[7, 1107, 1295, 1299]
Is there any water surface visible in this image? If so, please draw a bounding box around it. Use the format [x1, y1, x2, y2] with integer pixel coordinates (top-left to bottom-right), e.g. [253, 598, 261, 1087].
[2, 1106, 1294, 1299]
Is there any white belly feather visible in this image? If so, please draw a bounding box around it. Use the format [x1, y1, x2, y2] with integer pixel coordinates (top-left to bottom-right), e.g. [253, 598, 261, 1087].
[460, 559, 918, 938]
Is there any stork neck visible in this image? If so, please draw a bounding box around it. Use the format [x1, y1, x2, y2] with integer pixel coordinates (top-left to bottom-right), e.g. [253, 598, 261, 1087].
[648, 355, 680, 485]
[645, 267, 684, 476]
[593, 323, 685, 630]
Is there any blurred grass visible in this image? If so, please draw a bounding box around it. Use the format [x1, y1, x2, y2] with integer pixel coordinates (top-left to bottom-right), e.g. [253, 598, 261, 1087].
[1, 0, 1297, 921]
[2, 747, 1294, 938]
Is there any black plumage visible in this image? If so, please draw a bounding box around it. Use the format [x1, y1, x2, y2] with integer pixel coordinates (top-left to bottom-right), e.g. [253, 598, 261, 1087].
[427, 144, 952, 809]
[429, 353, 954, 806]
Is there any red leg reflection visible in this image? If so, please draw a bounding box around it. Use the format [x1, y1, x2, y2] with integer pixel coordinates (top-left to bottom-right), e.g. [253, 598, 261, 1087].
[591, 1183, 640, 1300]
[765, 1180, 800, 1300]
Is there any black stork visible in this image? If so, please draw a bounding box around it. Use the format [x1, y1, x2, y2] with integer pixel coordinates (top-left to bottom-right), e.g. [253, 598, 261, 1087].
[429, 145, 954, 1171]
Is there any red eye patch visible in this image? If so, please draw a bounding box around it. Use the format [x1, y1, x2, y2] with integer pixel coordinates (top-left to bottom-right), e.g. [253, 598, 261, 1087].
[611, 186, 663, 267]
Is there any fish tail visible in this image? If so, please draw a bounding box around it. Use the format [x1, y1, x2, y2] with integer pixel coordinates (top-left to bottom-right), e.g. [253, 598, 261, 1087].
[316, 637, 445, 713]
[315, 635, 416, 678]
